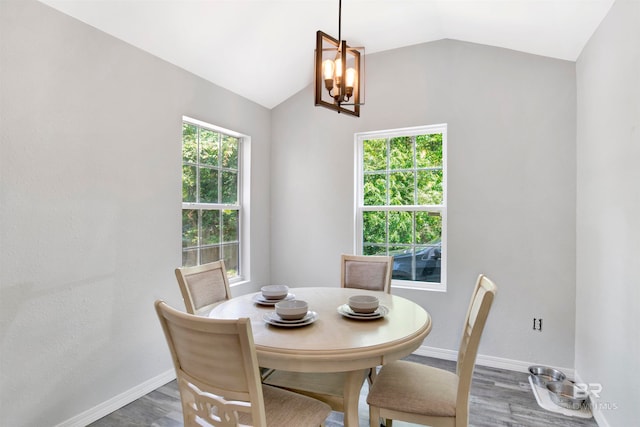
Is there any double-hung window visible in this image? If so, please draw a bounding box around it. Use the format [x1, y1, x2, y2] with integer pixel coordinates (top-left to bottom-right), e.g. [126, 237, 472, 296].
[181, 117, 244, 279]
[355, 124, 447, 291]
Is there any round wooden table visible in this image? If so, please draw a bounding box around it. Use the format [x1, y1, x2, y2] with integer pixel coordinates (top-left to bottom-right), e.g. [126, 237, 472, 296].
[209, 287, 432, 427]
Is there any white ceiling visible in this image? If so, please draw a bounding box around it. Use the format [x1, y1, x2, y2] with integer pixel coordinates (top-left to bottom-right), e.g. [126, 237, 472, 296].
[39, 0, 614, 109]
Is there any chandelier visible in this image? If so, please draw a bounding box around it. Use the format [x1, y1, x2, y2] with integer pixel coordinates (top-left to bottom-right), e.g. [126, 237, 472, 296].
[314, 0, 364, 117]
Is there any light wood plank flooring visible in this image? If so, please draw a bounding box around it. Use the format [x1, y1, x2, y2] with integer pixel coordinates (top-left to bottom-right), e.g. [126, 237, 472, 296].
[89, 355, 598, 427]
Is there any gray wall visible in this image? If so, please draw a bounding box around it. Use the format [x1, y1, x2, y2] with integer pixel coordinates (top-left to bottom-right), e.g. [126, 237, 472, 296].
[8, 0, 636, 425]
[272, 39, 577, 366]
[0, 1, 271, 425]
[576, 0, 640, 425]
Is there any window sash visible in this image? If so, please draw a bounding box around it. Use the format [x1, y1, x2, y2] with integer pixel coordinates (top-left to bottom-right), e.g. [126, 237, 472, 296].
[355, 124, 447, 291]
[182, 117, 244, 279]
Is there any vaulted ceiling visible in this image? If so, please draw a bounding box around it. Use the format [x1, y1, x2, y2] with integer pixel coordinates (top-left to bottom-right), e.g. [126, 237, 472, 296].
[39, 0, 614, 109]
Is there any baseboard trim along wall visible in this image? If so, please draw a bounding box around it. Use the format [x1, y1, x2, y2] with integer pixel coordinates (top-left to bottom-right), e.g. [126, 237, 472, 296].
[414, 345, 577, 379]
[416, 346, 608, 427]
[574, 371, 610, 427]
[58, 347, 593, 427]
[55, 369, 176, 427]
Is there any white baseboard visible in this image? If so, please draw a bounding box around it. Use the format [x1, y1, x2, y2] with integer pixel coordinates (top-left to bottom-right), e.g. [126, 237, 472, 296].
[55, 369, 176, 427]
[414, 347, 614, 427]
[56, 350, 610, 427]
[574, 370, 610, 427]
[413, 345, 576, 379]
[591, 406, 611, 427]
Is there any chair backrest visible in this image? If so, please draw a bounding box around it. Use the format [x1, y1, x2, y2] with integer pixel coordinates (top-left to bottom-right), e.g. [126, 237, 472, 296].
[155, 300, 267, 426]
[340, 254, 393, 293]
[174, 260, 232, 316]
[455, 274, 497, 423]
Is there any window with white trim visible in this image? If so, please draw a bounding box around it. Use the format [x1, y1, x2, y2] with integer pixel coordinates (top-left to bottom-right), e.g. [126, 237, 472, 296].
[355, 124, 447, 291]
[181, 117, 245, 279]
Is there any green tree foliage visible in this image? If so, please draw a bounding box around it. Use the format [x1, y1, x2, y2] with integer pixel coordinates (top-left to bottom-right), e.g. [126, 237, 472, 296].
[181, 122, 240, 274]
[361, 133, 443, 259]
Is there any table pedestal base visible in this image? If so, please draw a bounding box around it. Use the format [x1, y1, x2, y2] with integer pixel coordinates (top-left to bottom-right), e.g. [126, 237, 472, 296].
[263, 369, 368, 427]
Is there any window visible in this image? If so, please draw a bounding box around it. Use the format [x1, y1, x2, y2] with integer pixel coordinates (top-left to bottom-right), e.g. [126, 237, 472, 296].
[181, 117, 245, 279]
[355, 124, 447, 291]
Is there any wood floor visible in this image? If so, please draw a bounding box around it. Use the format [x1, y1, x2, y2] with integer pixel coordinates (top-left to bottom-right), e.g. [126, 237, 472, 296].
[89, 355, 599, 427]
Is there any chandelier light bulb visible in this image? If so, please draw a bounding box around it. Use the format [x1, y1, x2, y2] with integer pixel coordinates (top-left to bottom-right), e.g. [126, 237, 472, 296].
[334, 58, 343, 78]
[322, 59, 335, 80]
[345, 67, 356, 89]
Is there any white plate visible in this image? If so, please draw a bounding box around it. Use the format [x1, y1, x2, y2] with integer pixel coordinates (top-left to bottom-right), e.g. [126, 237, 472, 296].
[263, 311, 318, 327]
[337, 304, 389, 320]
[252, 293, 295, 306]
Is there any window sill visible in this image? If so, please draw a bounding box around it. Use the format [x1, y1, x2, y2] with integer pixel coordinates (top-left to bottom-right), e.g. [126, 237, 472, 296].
[391, 281, 446, 292]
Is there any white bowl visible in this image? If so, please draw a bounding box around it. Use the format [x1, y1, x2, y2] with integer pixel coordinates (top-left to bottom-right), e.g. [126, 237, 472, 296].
[275, 299, 308, 320]
[261, 285, 289, 300]
[348, 295, 379, 314]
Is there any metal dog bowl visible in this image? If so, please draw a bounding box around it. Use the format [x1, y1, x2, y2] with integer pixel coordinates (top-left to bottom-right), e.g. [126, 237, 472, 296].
[546, 380, 589, 410]
[528, 365, 566, 387]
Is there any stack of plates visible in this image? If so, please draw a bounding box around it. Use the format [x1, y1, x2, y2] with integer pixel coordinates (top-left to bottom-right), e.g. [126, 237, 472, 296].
[263, 311, 318, 327]
[337, 304, 389, 320]
[252, 293, 295, 306]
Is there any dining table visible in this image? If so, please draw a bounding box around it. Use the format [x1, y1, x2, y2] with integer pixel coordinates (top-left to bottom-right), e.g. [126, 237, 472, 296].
[209, 286, 432, 427]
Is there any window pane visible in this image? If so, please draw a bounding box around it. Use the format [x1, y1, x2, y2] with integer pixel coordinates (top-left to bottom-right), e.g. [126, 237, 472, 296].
[392, 245, 441, 282]
[202, 210, 220, 245]
[363, 173, 386, 206]
[199, 168, 218, 203]
[222, 210, 239, 242]
[389, 136, 413, 170]
[388, 211, 413, 244]
[222, 135, 238, 169]
[182, 165, 197, 203]
[416, 134, 442, 168]
[390, 246, 413, 280]
[417, 170, 443, 205]
[363, 211, 386, 245]
[200, 246, 221, 265]
[182, 249, 198, 267]
[200, 128, 219, 166]
[221, 171, 238, 204]
[182, 123, 198, 163]
[223, 243, 239, 276]
[389, 172, 414, 205]
[414, 244, 441, 282]
[416, 212, 442, 244]
[363, 138, 387, 171]
[182, 210, 198, 248]
[363, 244, 385, 255]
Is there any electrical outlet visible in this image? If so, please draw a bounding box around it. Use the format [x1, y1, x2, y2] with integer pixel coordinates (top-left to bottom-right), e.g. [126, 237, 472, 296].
[532, 318, 543, 331]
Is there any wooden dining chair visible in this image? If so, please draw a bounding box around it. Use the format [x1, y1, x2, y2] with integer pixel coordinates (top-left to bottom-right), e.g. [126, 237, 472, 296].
[154, 300, 332, 427]
[174, 260, 232, 316]
[366, 274, 498, 427]
[262, 254, 393, 415]
[341, 254, 393, 293]
[341, 253, 393, 382]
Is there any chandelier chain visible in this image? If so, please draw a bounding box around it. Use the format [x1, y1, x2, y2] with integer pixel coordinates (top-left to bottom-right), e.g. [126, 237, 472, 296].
[338, 0, 342, 44]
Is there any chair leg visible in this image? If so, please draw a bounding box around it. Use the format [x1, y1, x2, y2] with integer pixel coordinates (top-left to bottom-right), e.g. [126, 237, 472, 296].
[369, 405, 392, 427]
[369, 405, 380, 427]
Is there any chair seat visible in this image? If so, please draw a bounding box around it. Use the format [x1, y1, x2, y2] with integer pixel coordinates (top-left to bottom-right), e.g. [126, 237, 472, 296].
[367, 360, 458, 417]
[244, 385, 331, 427]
